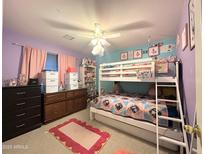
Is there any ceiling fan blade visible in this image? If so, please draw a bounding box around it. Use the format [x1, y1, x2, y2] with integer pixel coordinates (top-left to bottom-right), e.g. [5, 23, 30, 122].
[109, 21, 153, 32]
[100, 39, 111, 47]
[74, 33, 94, 38]
[43, 18, 93, 33]
[89, 38, 98, 46]
[104, 33, 121, 39]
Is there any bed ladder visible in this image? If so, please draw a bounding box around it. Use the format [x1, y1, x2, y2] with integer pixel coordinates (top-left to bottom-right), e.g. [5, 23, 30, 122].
[156, 80, 189, 154]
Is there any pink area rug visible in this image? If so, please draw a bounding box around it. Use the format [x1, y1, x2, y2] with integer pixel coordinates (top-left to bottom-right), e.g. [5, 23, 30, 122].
[114, 149, 136, 154]
[49, 118, 110, 154]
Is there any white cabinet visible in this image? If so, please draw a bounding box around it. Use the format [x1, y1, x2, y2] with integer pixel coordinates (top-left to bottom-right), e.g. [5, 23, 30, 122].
[80, 65, 96, 98]
[40, 71, 58, 93]
[65, 72, 78, 90]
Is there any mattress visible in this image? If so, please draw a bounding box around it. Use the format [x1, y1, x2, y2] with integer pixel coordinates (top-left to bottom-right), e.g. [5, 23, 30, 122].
[91, 94, 171, 127]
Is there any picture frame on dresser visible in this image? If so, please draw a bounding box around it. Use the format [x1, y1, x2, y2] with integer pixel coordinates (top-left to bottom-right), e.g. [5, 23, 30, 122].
[188, 0, 195, 50]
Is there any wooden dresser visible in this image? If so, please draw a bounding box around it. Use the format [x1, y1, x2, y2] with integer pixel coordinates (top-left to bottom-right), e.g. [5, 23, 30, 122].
[2, 85, 41, 141]
[43, 88, 87, 123]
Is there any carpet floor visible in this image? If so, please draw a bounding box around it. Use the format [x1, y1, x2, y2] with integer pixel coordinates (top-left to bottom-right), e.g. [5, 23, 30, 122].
[3, 109, 178, 154]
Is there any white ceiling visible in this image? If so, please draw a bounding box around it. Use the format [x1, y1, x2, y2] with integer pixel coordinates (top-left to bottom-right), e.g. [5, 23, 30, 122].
[3, 0, 184, 55]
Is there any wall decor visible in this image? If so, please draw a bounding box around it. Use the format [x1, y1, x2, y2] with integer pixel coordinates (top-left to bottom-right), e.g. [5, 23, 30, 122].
[120, 52, 128, 60]
[128, 50, 134, 59]
[133, 49, 142, 59]
[160, 44, 175, 53]
[9, 79, 17, 87]
[181, 23, 188, 51]
[18, 74, 27, 86]
[148, 45, 159, 57]
[189, 0, 195, 50]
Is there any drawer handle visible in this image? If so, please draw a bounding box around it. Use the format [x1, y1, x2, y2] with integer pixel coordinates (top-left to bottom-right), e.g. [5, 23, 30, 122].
[16, 102, 26, 106]
[16, 124, 25, 128]
[16, 113, 26, 117]
[16, 91, 26, 95]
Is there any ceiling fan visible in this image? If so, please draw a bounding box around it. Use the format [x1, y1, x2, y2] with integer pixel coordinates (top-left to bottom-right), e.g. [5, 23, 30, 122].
[87, 23, 120, 56]
[44, 19, 153, 56]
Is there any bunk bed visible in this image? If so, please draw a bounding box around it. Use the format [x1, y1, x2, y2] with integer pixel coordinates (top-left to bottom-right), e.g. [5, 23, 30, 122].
[90, 57, 185, 151]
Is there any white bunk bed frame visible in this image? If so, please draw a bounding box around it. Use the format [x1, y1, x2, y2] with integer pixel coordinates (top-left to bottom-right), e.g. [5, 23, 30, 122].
[90, 58, 183, 151]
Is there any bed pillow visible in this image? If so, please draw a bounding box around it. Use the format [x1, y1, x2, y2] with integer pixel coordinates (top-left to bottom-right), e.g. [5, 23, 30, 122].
[112, 82, 122, 95]
[148, 84, 162, 98]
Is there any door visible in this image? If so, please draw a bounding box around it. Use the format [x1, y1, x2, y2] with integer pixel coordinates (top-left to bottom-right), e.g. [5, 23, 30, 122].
[187, 0, 202, 151]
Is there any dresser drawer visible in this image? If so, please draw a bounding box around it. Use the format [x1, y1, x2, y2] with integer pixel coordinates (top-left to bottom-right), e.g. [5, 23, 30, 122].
[3, 115, 41, 141]
[41, 71, 58, 79]
[65, 78, 78, 83]
[3, 96, 41, 113]
[3, 106, 41, 123]
[75, 89, 87, 97]
[42, 78, 58, 86]
[65, 100, 74, 114]
[81, 89, 87, 96]
[3, 86, 40, 99]
[65, 72, 78, 79]
[66, 91, 75, 98]
[44, 101, 66, 122]
[45, 92, 65, 104]
[44, 85, 58, 93]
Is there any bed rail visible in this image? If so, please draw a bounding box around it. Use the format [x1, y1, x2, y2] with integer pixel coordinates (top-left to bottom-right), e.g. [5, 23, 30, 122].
[99, 59, 155, 82]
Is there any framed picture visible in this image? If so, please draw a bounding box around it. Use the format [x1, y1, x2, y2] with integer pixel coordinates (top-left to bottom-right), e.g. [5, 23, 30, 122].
[189, 0, 195, 50]
[148, 45, 159, 57]
[128, 50, 134, 59]
[120, 52, 128, 60]
[181, 23, 188, 51]
[133, 49, 142, 59]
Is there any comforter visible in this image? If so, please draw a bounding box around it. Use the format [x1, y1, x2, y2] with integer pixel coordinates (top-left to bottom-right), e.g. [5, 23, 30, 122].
[91, 94, 169, 127]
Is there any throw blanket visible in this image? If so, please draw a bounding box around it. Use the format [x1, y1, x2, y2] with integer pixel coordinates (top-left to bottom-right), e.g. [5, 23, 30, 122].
[91, 94, 169, 127]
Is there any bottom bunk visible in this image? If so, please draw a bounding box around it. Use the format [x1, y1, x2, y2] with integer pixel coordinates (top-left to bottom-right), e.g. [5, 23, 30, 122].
[90, 107, 183, 151]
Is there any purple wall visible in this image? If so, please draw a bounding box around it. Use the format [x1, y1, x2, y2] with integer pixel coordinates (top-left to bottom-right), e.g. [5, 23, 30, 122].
[176, 0, 195, 125]
[2, 28, 93, 81]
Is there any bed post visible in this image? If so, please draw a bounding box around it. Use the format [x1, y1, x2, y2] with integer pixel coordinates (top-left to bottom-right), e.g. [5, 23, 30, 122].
[176, 61, 179, 82]
[180, 146, 184, 154]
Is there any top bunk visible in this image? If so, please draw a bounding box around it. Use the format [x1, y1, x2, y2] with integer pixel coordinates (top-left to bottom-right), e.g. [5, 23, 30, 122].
[99, 57, 179, 83]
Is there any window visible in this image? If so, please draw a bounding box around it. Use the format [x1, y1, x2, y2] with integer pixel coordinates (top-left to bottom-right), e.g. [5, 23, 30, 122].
[44, 53, 58, 71]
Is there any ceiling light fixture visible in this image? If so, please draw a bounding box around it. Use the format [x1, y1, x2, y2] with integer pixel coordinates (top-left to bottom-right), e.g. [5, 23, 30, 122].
[91, 41, 104, 56]
[91, 38, 110, 56]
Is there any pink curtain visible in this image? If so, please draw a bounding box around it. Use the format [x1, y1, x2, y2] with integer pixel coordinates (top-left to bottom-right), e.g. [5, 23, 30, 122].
[20, 46, 32, 83]
[58, 53, 76, 86]
[29, 48, 47, 78]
